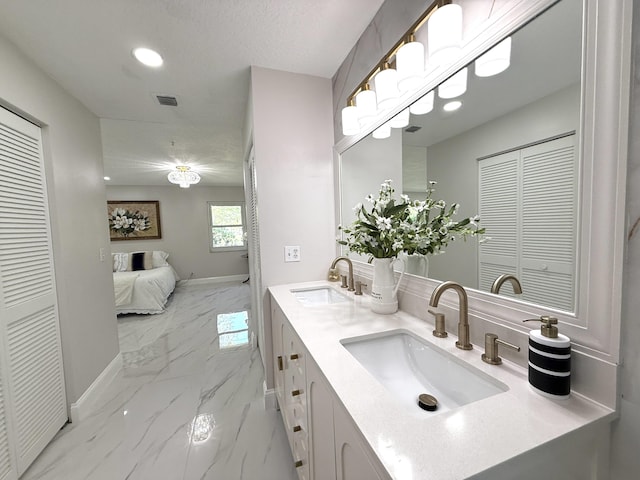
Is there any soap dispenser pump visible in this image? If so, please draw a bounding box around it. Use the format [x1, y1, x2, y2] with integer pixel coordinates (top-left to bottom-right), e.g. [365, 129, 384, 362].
[523, 316, 571, 399]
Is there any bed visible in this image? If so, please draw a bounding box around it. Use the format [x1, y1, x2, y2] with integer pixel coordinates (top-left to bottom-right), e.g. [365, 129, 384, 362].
[112, 251, 180, 315]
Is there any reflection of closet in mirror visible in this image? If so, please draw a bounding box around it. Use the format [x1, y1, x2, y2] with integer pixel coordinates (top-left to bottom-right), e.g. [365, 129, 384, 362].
[478, 133, 577, 312]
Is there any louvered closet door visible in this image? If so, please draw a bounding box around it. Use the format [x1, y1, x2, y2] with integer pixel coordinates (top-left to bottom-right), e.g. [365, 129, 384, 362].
[0, 107, 67, 476]
[244, 146, 265, 364]
[520, 135, 576, 311]
[478, 151, 520, 294]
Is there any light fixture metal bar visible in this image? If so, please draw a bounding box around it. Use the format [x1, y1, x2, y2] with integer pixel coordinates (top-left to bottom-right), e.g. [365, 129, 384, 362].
[346, 0, 451, 104]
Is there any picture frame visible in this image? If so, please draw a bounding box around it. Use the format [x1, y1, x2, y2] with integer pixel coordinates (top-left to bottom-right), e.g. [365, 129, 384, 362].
[107, 200, 162, 241]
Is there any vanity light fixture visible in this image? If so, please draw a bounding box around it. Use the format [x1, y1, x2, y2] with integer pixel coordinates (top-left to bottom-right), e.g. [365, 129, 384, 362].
[340, 0, 455, 136]
[438, 67, 468, 99]
[475, 37, 512, 77]
[168, 165, 201, 188]
[443, 100, 462, 112]
[410, 90, 435, 115]
[132, 47, 164, 67]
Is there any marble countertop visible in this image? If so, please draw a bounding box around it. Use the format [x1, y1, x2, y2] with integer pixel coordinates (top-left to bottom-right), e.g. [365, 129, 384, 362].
[269, 280, 616, 480]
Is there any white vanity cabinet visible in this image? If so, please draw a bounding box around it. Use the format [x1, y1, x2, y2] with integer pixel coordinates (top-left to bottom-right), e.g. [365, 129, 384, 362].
[271, 298, 390, 480]
[272, 303, 310, 479]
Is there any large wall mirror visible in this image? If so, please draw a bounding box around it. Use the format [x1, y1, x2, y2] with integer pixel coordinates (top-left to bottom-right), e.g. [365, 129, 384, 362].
[340, 0, 582, 314]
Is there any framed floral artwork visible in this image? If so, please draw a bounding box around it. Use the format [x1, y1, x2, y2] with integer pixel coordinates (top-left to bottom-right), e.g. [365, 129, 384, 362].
[107, 200, 162, 240]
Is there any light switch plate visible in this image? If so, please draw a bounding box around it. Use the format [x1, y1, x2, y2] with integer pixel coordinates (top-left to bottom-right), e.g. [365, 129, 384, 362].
[284, 246, 301, 262]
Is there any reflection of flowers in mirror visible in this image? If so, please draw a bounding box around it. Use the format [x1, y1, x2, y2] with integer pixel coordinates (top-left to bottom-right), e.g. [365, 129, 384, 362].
[109, 208, 151, 237]
[337, 179, 485, 259]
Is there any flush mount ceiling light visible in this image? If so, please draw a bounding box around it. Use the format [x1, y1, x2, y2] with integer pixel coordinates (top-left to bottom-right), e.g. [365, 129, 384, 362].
[443, 100, 462, 112]
[168, 165, 200, 188]
[475, 37, 512, 77]
[132, 47, 163, 67]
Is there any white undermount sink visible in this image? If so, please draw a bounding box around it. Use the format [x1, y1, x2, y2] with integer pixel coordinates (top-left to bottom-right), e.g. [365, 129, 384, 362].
[341, 329, 508, 414]
[291, 287, 351, 306]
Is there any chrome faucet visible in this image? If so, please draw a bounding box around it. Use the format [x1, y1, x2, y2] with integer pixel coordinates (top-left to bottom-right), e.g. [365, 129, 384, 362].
[429, 281, 472, 350]
[330, 256, 355, 292]
[490, 274, 523, 295]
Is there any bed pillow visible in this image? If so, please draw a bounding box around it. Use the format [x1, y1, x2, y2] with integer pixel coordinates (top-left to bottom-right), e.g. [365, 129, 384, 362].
[128, 251, 153, 271]
[112, 252, 129, 272]
[152, 250, 170, 268]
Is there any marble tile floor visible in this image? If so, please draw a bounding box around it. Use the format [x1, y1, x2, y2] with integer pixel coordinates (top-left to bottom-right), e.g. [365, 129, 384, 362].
[22, 281, 298, 480]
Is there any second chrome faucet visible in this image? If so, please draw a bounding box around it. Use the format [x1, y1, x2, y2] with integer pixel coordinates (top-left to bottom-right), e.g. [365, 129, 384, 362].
[429, 281, 472, 350]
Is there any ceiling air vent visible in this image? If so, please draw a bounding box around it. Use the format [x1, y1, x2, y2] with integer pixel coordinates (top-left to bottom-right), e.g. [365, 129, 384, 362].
[156, 95, 178, 106]
[404, 125, 422, 133]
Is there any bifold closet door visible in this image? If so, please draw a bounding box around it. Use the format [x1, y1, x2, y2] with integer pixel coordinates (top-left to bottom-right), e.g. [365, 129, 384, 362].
[0, 107, 67, 477]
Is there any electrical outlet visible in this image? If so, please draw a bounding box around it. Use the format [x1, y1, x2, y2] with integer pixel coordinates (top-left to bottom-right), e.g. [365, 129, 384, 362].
[284, 246, 301, 262]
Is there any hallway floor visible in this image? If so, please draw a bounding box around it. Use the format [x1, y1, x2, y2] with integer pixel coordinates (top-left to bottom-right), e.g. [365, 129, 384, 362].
[22, 281, 297, 480]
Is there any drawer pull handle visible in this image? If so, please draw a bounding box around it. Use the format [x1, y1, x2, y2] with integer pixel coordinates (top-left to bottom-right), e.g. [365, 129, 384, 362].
[290, 353, 299, 360]
[295, 460, 303, 468]
[291, 389, 302, 397]
[293, 425, 302, 432]
[277, 356, 284, 371]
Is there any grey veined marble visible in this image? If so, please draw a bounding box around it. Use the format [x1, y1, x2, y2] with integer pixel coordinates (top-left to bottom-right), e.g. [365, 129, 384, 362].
[22, 281, 297, 480]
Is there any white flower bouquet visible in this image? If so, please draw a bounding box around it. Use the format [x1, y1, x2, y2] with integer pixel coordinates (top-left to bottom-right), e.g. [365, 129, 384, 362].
[338, 179, 485, 259]
[108, 208, 151, 237]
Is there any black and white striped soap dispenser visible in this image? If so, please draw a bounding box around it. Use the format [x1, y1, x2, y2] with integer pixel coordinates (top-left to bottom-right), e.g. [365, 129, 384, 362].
[523, 316, 571, 399]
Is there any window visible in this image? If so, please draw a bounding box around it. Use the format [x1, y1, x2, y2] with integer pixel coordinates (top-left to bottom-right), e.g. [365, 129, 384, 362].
[208, 202, 247, 252]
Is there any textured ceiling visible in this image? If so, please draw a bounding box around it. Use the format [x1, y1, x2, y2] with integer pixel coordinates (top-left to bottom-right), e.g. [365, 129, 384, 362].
[0, 0, 385, 186]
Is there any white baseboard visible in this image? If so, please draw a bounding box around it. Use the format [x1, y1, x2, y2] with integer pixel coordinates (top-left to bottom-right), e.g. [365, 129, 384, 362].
[179, 274, 249, 286]
[69, 353, 122, 424]
[263, 382, 278, 410]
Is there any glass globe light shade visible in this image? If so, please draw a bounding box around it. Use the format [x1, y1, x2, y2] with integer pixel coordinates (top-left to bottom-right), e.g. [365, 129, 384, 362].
[355, 88, 377, 123]
[428, 4, 463, 67]
[397, 40, 425, 93]
[389, 108, 410, 129]
[341, 104, 360, 136]
[372, 122, 391, 139]
[374, 67, 400, 110]
[410, 91, 435, 115]
[475, 37, 512, 77]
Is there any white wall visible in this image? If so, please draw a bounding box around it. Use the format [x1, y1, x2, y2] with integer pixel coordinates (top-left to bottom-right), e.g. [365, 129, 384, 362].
[427, 84, 580, 286]
[106, 185, 248, 279]
[0, 34, 119, 405]
[250, 66, 335, 388]
[609, 4, 640, 477]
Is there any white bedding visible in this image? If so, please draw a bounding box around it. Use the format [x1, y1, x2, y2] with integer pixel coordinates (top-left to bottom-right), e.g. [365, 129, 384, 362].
[114, 265, 179, 315]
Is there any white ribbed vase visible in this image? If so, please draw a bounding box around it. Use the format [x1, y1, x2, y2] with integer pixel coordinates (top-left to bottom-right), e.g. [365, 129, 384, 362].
[370, 258, 405, 314]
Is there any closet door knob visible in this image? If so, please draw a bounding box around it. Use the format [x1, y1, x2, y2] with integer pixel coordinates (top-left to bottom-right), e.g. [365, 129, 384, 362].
[277, 356, 284, 371]
[293, 425, 302, 432]
[295, 460, 303, 468]
[290, 353, 299, 360]
[291, 389, 302, 397]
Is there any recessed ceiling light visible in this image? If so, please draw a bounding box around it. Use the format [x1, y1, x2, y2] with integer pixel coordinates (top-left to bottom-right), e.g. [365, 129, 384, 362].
[443, 100, 462, 112]
[103, 176, 111, 181]
[132, 47, 163, 67]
